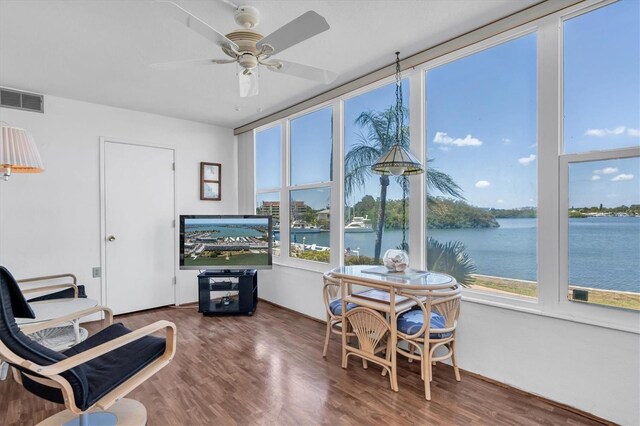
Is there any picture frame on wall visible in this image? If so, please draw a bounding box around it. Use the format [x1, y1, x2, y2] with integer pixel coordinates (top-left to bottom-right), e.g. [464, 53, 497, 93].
[200, 162, 221, 201]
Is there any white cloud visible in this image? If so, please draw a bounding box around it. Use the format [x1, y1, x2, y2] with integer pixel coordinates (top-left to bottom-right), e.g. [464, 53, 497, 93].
[518, 154, 536, 166]
[439, 146, 450, 152]
[475, 180, 491, 189]
[591, 175, 601, 181]
[611, 174, 634, 181]
[433, 132, 483, 147]
[497, 199, 504, 204]
[502, 138, 511, 145]
[585, 126, 640, 137]
[594, 167, 618, 175]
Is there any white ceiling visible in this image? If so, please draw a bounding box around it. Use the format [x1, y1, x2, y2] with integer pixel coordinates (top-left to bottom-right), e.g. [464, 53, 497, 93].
[0, 0, 538, 129]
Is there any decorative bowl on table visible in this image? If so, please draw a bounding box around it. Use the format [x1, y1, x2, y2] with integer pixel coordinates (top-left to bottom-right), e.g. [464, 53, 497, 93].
[382, 249, 409, 272]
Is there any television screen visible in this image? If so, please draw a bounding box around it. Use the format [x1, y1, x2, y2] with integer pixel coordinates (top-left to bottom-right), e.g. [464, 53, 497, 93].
[180, 215, 272, 270]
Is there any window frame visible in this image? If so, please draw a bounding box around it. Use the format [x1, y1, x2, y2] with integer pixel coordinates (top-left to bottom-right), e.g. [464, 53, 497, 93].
[559, 148, 640, 325]
[419, 24, 541, 310]
[250, 0, 639, 332]
[555, 0, 640, 329]
[254, 123, 284, 257]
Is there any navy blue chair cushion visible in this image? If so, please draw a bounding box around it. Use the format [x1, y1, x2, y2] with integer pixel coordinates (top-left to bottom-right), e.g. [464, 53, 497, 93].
[397, 308, 452, 339]
[1, 267, 34, 319]
[21, 323, 166, 411]
[62, 323, 166, 410]
[28, 285, 87, 303]
[0, 266, 85, 405]
[1, 266, 166, 411]
[329, 299, 357, 316]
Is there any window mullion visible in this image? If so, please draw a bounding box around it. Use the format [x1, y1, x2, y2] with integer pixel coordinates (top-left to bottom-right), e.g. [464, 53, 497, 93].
[282, 119, 290, 259]
[409, 68, 426, 270]
[537, 16, 562, 311]
[331, 99, 344, 267]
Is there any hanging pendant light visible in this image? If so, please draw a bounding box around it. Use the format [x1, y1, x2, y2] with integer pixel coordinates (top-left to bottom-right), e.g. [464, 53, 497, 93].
[371, 52, 424, 176]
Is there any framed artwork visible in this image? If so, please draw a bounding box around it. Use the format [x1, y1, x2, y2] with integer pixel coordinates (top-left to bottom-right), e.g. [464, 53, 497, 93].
[200, 162, 221, 201]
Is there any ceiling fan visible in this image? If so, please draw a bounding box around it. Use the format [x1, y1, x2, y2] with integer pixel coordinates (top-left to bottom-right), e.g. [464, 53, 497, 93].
[153, 1, 338, 97]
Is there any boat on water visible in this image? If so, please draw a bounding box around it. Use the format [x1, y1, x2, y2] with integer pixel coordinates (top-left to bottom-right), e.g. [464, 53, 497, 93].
[290, 220, 321, 233]
[345, 216, 374, 233]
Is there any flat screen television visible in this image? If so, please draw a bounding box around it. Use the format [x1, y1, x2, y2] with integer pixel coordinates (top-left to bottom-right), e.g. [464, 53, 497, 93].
[179, 215, 272, 271]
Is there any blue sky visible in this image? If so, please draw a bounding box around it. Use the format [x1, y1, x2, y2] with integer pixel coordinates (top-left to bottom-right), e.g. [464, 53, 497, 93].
[564, 0, 639, 208]
[344, 80, 410, 204]
[257, 0, 639, 210]
[426, 33, 537, 209]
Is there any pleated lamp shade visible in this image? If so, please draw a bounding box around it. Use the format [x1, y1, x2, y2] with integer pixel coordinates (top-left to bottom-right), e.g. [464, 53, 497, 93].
[371, 144, 424, 176]
[0, 125, 44, 178]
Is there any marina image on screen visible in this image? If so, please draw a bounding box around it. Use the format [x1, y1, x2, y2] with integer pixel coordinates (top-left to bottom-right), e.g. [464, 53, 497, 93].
[181, 216, 271, 268]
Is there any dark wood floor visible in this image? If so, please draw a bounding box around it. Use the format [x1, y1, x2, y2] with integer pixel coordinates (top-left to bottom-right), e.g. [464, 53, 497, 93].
[1, 301, 607, 425]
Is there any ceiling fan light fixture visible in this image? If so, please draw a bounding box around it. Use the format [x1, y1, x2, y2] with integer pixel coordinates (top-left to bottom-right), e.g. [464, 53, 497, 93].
[238, 65, 259, 97]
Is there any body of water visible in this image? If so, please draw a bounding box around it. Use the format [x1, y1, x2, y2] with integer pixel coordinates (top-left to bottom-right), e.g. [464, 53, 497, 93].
[186, 224, 265, 238]
[284, 217, 640, 293]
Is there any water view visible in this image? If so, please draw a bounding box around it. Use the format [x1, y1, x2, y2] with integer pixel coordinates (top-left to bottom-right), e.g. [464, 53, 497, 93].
[282, 216, 640, 293]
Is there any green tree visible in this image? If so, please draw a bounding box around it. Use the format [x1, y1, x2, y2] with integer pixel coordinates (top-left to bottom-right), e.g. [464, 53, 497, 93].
[302, 206, 317, 225]
[345, 106, 463, 262]
[426, 237, 476, 286]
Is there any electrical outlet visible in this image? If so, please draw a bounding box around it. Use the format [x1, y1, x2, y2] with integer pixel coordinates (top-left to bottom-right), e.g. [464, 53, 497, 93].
[92, 267, 101, 278]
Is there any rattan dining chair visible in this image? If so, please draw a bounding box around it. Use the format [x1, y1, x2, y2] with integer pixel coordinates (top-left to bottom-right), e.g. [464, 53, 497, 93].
[322, 272, 356, 357]
[343, 306, 395, 390]
[395, 285, 461, 400]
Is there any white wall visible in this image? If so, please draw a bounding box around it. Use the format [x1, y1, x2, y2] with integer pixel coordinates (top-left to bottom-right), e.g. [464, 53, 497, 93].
[258, 264, 640, 425]
[0, 95, 237, 305]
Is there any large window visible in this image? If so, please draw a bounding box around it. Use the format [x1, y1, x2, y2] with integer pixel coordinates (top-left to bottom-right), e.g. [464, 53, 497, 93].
[343, 80, 410, 265]
[287, 107, 333, 264]
[562, 0, 640, 311]
[255, 125, 281, 191]
[425, 33, 538, 298]
[251, 0, 640, 328]
[255, 125, 282, 256]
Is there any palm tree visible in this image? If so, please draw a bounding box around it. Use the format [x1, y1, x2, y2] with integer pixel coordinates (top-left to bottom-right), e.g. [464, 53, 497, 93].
[426, 237, 476, 286]
[345, 106, 464, 263]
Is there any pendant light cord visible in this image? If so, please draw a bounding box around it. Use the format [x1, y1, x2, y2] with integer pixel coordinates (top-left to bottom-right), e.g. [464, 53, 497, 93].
[395, 52, 408, 252]
[394, 52, 403, 148]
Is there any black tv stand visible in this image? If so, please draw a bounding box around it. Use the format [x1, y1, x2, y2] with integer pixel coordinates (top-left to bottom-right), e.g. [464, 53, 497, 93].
[198, 269, 258, 316]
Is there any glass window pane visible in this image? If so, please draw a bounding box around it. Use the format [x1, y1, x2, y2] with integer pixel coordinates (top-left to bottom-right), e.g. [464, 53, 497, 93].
[289, 187, 331, 263]
[256, 192, 280, 257]
[290, 107, 333, 186]
[425, 34, 538, 298]
[343, 80, 411, 266]
[563, 0, 640, 154]
[255, 125, 281, 190]
[568, 157, 640, 310]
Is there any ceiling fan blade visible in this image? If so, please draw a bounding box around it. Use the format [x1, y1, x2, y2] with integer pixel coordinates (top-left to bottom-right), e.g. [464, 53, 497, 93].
[265, 60, 337, 84]
[257, 11, 329, 55]
[150, 58, 234, 70]
[157, 1, 239, 51]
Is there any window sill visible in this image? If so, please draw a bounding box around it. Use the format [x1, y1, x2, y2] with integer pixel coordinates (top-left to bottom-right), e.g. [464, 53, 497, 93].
[462, 292, 640, 334]
[272, 258, 332, 274]
[269, 262, 640, 334]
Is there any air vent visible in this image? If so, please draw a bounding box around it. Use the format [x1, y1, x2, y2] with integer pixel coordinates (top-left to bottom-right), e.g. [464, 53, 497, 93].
[0, 88, 44, 113]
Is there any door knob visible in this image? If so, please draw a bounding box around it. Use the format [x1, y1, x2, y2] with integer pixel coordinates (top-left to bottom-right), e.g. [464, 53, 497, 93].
[107, 235, 116, 242]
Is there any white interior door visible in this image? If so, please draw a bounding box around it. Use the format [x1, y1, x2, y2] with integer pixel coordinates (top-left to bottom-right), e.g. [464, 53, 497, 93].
[103, 140, 175, 314]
